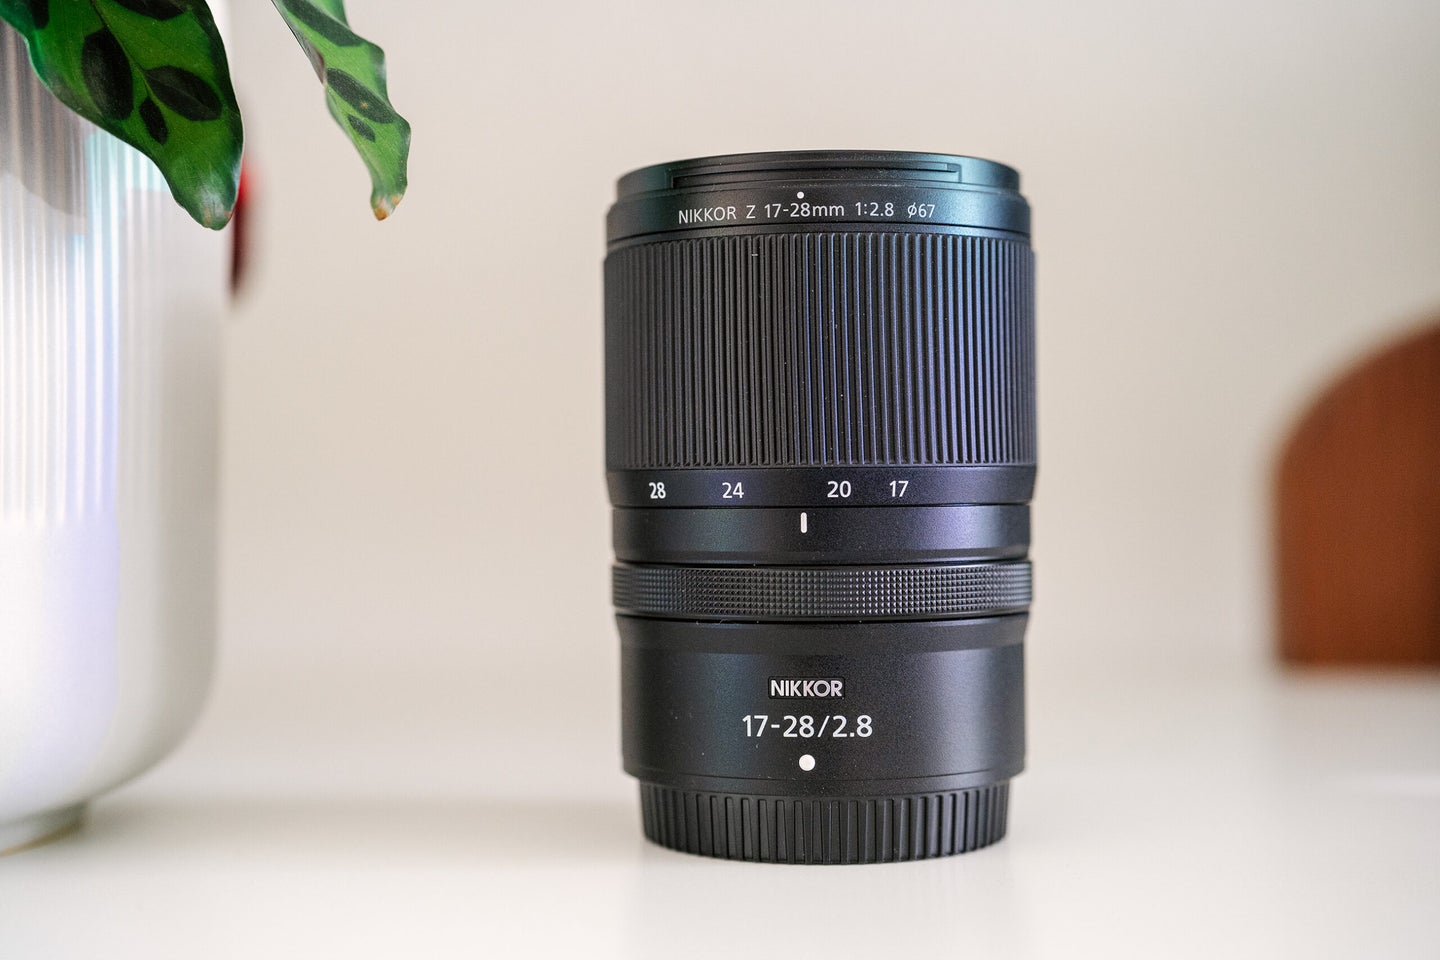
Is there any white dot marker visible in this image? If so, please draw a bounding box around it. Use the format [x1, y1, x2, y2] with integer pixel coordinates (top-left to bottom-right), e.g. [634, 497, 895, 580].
[796, 191, 805, 198]
[798, 754, 816, 771]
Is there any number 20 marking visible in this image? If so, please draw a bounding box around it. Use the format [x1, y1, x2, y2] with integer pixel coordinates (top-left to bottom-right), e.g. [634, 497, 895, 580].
[826, 480, 852, 498]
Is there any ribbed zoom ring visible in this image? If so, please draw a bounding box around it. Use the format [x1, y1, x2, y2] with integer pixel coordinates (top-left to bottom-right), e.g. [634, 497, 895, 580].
[613, 560, 1030, 621]
[605, 232, 1036, 470]
[641, 783, 1009, 863]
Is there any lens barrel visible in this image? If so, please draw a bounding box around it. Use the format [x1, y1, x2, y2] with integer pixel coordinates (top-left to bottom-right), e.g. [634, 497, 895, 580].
[605, 151, 1034, 863]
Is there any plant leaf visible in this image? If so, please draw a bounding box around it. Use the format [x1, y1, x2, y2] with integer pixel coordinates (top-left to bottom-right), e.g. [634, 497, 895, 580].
[80, 26, 132, 120]
[0, 0, 242, 228]
[110, 0, 185, 20]
[145, 64, 222, 120]
[271, 0, 409, 219]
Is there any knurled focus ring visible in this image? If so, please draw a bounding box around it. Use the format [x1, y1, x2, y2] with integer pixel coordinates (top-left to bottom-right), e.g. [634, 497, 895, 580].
[613, 561, 1031, 621]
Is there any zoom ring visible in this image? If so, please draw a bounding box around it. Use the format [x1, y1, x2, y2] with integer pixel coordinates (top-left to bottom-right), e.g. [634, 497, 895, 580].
[605, 231, 1035, 470]
[613, 560, 1031, 621]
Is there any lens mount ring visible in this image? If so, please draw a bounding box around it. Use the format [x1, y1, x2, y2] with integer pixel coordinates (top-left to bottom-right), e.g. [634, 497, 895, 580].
[613, 560, 1031, 621]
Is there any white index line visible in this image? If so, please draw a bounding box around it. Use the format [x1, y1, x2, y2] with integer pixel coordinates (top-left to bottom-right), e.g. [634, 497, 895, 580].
[800, 512, 808, 533]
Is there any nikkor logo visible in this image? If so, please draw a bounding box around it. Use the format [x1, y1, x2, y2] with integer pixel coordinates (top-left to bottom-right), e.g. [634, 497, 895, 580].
[769, 678, 845, 699]
[676, 205, 738, 224]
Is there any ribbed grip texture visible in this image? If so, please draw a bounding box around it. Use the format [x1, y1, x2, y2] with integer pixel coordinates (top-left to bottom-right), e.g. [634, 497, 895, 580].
[605, 232, 1034, 469]
[2, 29, 211, 524]
[640, 782, 1009, 863]
[613, 561, 1031, 620]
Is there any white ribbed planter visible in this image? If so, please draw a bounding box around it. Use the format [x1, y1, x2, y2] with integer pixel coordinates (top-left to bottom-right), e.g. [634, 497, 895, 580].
[0, 27, 226, 853]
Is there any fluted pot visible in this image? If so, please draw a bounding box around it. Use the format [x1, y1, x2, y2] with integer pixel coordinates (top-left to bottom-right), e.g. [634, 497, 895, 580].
[0, 26, 226, 853]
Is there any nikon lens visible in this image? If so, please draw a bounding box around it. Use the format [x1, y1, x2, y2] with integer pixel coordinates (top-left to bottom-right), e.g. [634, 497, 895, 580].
[605, 151, 1035, 863]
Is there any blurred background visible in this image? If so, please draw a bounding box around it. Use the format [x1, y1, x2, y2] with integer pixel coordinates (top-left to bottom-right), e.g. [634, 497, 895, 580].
[212, 0, 1440, 797]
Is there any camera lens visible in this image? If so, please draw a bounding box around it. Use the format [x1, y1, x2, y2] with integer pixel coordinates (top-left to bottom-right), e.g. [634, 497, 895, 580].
[605, 151, 1034, 863]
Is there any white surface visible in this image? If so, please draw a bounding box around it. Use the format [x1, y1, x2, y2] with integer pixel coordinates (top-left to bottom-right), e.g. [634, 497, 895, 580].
[1, 659, 1437, 958]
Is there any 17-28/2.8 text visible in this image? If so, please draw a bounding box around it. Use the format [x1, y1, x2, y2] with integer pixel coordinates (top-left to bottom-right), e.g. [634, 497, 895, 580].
[742, 715, 874, 738]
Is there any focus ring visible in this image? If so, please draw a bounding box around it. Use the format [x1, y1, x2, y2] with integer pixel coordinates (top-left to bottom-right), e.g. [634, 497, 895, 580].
[613, 560, 1031, 621]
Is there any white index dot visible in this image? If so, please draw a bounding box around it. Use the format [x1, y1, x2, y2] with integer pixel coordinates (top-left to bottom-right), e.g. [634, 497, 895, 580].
[796, 191, 805, 198]
[798, 754, 816, 771]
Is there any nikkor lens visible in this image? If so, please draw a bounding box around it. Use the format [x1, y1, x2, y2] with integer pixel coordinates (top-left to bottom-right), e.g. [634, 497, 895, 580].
[605, 151, 1035, 863]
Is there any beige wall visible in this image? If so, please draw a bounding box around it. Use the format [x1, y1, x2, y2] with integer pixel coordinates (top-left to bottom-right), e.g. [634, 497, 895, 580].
[221, 0, 1440, 726]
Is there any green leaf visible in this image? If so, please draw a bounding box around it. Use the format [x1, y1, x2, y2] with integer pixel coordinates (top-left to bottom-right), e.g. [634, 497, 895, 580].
[145, 64, 222, 120]
[271, 0, 409, 219]
[110, 0, 185, 19]
[1, 0, 50, 32]
[138, 95, 167, 143]
[0, 0, 242, 228]
[80, 27, 132, 120]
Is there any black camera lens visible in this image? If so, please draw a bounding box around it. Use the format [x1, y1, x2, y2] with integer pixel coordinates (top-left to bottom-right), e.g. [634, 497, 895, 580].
[605, 151, 1035, 863]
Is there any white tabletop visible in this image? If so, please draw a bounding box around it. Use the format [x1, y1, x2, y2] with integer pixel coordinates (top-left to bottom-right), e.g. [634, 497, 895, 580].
[2, 655, 1437, 960]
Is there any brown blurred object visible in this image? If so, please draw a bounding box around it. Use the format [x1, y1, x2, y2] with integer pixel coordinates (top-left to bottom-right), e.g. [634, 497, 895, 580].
[1275, 321, 1440, 665]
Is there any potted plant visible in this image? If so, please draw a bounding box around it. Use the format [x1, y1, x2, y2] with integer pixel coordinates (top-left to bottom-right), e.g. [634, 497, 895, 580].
[0, 0, 409, 853]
